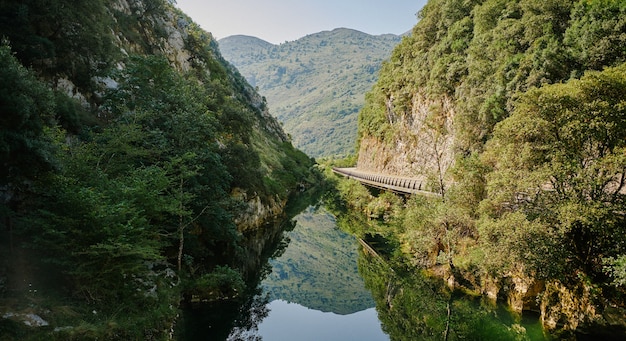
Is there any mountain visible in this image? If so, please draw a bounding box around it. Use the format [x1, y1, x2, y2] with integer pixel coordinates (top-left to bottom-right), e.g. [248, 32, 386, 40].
[219, 28, 402, 158]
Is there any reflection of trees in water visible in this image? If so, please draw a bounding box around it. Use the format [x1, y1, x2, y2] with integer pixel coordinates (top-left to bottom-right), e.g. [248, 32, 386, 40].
[180, 189, 326, 340]
[357, 247, 545, 341]
[262, 206, 376, 314]
[180, 287, 270, 340]
[179, 219, 292, 340]
[226, 291, 270, 341]
[223, 190, 328, 339]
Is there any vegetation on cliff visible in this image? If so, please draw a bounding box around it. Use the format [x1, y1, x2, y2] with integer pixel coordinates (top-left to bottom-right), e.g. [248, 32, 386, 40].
[354, 0, 626, 335]
[0, 0, 316, 338]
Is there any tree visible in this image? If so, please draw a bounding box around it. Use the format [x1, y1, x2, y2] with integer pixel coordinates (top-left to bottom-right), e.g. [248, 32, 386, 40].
[0, 0, 115, 89]
[565, 0, 626, 72]
[0, 45, 56, 187]
[24, 125, 172, 303]
[481, 62, 626, 281]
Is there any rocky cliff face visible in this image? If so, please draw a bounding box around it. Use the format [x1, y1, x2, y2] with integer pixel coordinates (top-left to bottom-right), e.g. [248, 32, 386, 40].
[357, 92, 455, 193]
[232, 189, 287, 230]
[354, 0, 626, 335]
[357, 75, 626, 336]
[110, 0, 194, 70]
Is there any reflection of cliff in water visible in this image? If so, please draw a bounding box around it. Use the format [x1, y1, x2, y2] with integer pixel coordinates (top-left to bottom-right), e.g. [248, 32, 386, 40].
[178, 219, 284, 340]
[357, 246, 548, 341]
[262, 206, 375, 315]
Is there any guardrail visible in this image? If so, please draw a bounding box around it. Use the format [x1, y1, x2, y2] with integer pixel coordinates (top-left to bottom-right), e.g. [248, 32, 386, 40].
[332, 167, 441, 197]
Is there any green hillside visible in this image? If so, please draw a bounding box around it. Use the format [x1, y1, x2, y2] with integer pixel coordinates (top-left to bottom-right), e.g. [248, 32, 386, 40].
[0, 0, 315, 338]
[219, 28, 402, 158]
[351, 0, 626, 334]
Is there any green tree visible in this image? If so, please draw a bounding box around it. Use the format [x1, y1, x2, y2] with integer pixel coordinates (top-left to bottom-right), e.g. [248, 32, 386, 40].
[104, 55, 240, 279]
[481, 63, 626, 281]
[24, 125, 171, 302]
[0, 45, 55, 186]
[0, 0, 115, 89]
[565, 0, 626, 72]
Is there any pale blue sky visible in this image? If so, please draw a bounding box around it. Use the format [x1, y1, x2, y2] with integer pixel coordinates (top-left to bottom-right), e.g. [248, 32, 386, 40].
[176, 0, 428, 44]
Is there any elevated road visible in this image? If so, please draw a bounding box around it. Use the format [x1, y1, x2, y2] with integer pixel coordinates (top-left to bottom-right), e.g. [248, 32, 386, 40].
[332, 167, 441, 197]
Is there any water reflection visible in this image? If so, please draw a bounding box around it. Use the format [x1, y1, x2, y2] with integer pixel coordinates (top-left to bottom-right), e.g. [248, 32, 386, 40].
[262, 206, 375, 315]
[256, 206, 388, 340]
[180, 203, 388, 340]
[257, 300, 387, 341]
[357, 248, 548, 341]
[182, 199, 552, 341]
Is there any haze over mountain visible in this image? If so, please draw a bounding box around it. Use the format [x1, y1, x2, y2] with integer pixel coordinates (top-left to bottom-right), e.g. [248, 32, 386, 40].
[219, 28, 402, 158]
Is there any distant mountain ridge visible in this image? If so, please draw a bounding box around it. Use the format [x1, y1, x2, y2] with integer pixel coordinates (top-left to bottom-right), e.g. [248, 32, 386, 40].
[219, 28, 402, 157]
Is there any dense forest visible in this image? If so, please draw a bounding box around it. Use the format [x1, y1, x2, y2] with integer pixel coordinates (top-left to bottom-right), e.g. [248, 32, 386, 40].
[0, 0, 315, 339]
[350, 0, 626, 335]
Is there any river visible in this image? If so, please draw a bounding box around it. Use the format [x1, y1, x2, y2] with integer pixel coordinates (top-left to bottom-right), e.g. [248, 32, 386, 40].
[254, 206, 388, 341]
[179, 199, 555, 340]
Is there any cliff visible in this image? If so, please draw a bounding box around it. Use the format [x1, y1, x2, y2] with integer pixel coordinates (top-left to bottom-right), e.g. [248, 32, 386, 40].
[357, 92, 455, 192]
[1, 0, 307, 227]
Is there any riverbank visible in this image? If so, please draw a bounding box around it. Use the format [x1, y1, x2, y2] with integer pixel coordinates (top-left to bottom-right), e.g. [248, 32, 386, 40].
[322, 161, 626, 339]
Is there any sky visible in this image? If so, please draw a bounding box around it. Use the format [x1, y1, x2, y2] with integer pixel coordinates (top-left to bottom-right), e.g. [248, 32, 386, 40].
[175, 0, 428, 44]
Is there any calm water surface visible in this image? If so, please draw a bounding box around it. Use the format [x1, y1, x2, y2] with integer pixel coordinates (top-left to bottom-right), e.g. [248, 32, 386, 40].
[181, 204, 551, 340]
[257, 300, 387, 341]
[256, 206, 389, 340]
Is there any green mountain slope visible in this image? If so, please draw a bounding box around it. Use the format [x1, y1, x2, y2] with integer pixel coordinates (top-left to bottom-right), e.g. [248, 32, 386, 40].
[353, 0, 626, 334]
[0, 0, 316, 338]
[219, 28, 402, 158]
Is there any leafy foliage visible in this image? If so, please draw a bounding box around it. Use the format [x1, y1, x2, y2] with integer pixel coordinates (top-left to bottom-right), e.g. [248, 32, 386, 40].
[353, 0, 626, 330]
[481, 64, 626, 280]
[0, 45, 55, 184]
[0, 1, 316, 339]
[0, 0, 115, 90]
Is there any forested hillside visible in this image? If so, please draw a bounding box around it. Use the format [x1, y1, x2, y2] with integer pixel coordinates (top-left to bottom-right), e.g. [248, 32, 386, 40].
[352, 0, 626, 334]
[0, 0, 315, 338]
[219, 29, 402, 157]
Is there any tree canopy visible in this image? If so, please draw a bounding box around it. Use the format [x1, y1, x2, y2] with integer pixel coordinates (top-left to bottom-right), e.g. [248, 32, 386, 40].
[0, 0, 317, 338]
[353, 0, 626, 332]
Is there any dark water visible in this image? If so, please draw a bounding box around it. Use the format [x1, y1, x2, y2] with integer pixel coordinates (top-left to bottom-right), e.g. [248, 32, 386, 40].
[179, 202, 557, 340]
